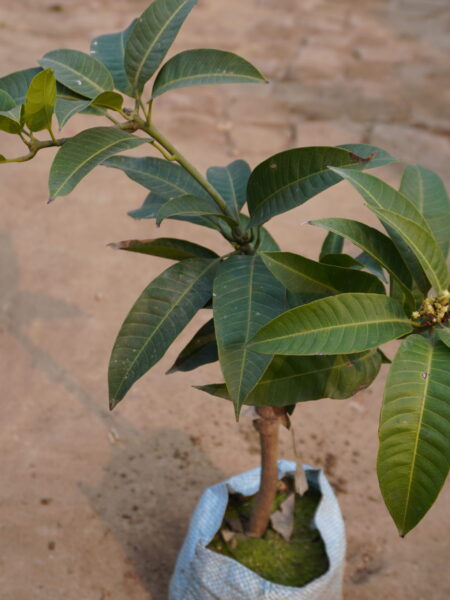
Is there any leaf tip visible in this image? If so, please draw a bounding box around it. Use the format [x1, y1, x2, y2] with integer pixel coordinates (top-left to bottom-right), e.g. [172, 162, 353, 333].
[47, 196, 56, 204]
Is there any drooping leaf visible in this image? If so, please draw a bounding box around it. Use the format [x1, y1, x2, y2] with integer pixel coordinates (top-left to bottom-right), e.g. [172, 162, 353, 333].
[331, 168, 449, 294]
[377, 334, 450, 536]
[49, 127, 147, 199]
[247, 146, 379, 227]
[0, 67, 42, 103]
[23, 68, 56, 132]
[152, 49, 266, 97]
[310, 218, 414, 309]
[90, 91, 124, 112]
[90, 20, 136, 96]
[213, 255, 286, 416]
[319, 231, 343, 261]
[207, 160, 251, 222]
[108, 237, 218, 260]
[338, 143, 396, 169]
[400, 164, 450, 258]
[198, 348, 383, 406]
[248, 293, 412, 356]
[437, 326, 450, 348]
[109, 257, 218, 408]
[260, 252, 385, 304]
[39, 49, 114, 98]
[156, 194, 235, 226]
[168, 318, 217, 373]
[125, 0, 196, 94]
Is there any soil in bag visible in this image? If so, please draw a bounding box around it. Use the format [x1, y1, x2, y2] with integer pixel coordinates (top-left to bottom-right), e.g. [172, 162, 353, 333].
[208, 470, 329, 587]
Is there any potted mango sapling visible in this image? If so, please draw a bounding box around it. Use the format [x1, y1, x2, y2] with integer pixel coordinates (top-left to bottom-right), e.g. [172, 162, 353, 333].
[1, 0, 449, 598]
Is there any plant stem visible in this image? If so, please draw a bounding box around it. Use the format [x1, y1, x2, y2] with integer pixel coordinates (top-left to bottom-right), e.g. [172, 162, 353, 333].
[247, 406, 283, 538]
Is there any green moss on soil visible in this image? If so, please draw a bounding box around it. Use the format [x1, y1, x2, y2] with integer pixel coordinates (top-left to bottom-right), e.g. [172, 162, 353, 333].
[208, 471, 329, 588]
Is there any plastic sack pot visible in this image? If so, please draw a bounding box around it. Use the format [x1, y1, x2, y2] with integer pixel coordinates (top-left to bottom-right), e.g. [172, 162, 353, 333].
[169, 460, 345, 600]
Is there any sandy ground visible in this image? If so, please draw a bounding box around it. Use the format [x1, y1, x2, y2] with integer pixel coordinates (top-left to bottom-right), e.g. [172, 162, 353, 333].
[1, 1, 449, 599]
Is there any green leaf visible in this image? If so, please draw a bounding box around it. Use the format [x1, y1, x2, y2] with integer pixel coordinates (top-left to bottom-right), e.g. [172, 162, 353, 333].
[167, 318, 217, 373]
[90, 20, 136, 96]
[338, 143, 397, 169]
[49, 127, 147, 199]
[103, 155, 210, 199]
[125, 0, 196, 94]
[0, 67, 42, 103]
[156, 194, 235, 226]
[377, 334, 450, 535]
[310, 218, 414, 309]
[198, 348, 383, 406]
[331, 168, 449, 294]
[319, 231, 343, 260]
[213, 255, 286, 416]
[207, 160, 251, 222]
[152, 49, 266, 97]
[247, 146, 378, 227]
[54, 98, 91, 128]
[39, 49, 114, 98]
[437, 326, 450, 348]
[248, 293, 412, 356]
[0, 89, 16, 111]
[108, 236, 218, 260]
[239, 214, 279, 251]
[400, 164, 450, 258]
[23, 68, 56, 132]
[355, 251, 387, 283]
[90, 91, 124, 112]
[319, 253, 362, 268]
[109, 257, 218, 408]
[260, 252, 385, 303]
[0, 113, 21, 134]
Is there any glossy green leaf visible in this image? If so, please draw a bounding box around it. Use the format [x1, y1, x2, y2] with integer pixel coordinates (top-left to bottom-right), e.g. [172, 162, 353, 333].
[338, 143, 396, 169]
[0, 113, 21, 134]
[109, 257, 218, 408]
[437, 327, 450, 348]
[207, 160, 251, 221]
[125, 0, 195, 94]
[168, 318, 217, 373]
[23, 68, 56, 132]
[198, 348, 383, 406]
[247, 146, 376, 227]
[319, 231, 343, 260]
[39, 49, 113, 98]
[152, 49, 266, 97]
[213, 255, 286, 416]
[49, 127, 147, 199]
[108, 236, 218, 260]
[90, 91, 124, 112]
[260, 252, 385, 304]
[331, 168, 449, 294]
[0, 67, 41, 103]
[249, 293, 412, 356]
[377, 334, 450, 535]
[0, 89, 16, 111]
[310, 218, 414, 309]
[400, 164, 450, 258]
[156, 194, 235, 226]
[319, 253, 362, 269]
[90, 20, 136, 96]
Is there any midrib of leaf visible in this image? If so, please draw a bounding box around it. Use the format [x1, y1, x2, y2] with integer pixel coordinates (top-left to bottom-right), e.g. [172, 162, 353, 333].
[263, 255, 340, 294]
[113, 259, 218, 401]
[52, 134, 141, 198]
[106, 162, 197, 197]
[225, 167, 238, 217]
[41, 57, 106, 94]
[235, 255, 256, 401]
[156, 70, 262, 93]
[131, 1, 189, 93]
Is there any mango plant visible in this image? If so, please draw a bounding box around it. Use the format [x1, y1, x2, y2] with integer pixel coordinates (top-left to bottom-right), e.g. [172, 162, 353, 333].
[0, 0, 448, 544]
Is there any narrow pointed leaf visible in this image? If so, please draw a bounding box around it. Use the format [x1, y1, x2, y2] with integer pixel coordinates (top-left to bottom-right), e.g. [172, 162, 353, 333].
[156, 194, 234, 226]
[214, 255, 286, 415]
[331, 168, 449, 294]
[260, 252, 385, 303]
[90, 20, 136, 96]
[23, 68, 56, 132]
[39, 49, 113, 98]
[198, 348, 382, 406]
[319, 231, 343, 260]
[377, 334, 450, 535]
[249, 293, 412, 356]
[338, 143, 396, 169]
[400, 164, 450, 258]
[109, 257, 218, 408]
[49, 127, 147, 199]
[90, 91, 124, 112]
[152, 49, 266, 97]
[168, 319, 217, 373]
[207, 160, 251, 221]
[125, 0, 196, 94]
[108, 237, 218, 260]
[310, 218, 414, 308]
[437, 327, 450, 348]
[0, 67, 42, 103]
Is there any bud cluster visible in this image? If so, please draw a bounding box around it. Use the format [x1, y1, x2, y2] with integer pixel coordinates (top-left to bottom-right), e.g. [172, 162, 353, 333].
[411, 290, 450, 327]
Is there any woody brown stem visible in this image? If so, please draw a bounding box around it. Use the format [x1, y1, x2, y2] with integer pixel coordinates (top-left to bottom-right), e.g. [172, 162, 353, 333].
[247, 406, 284, 538]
